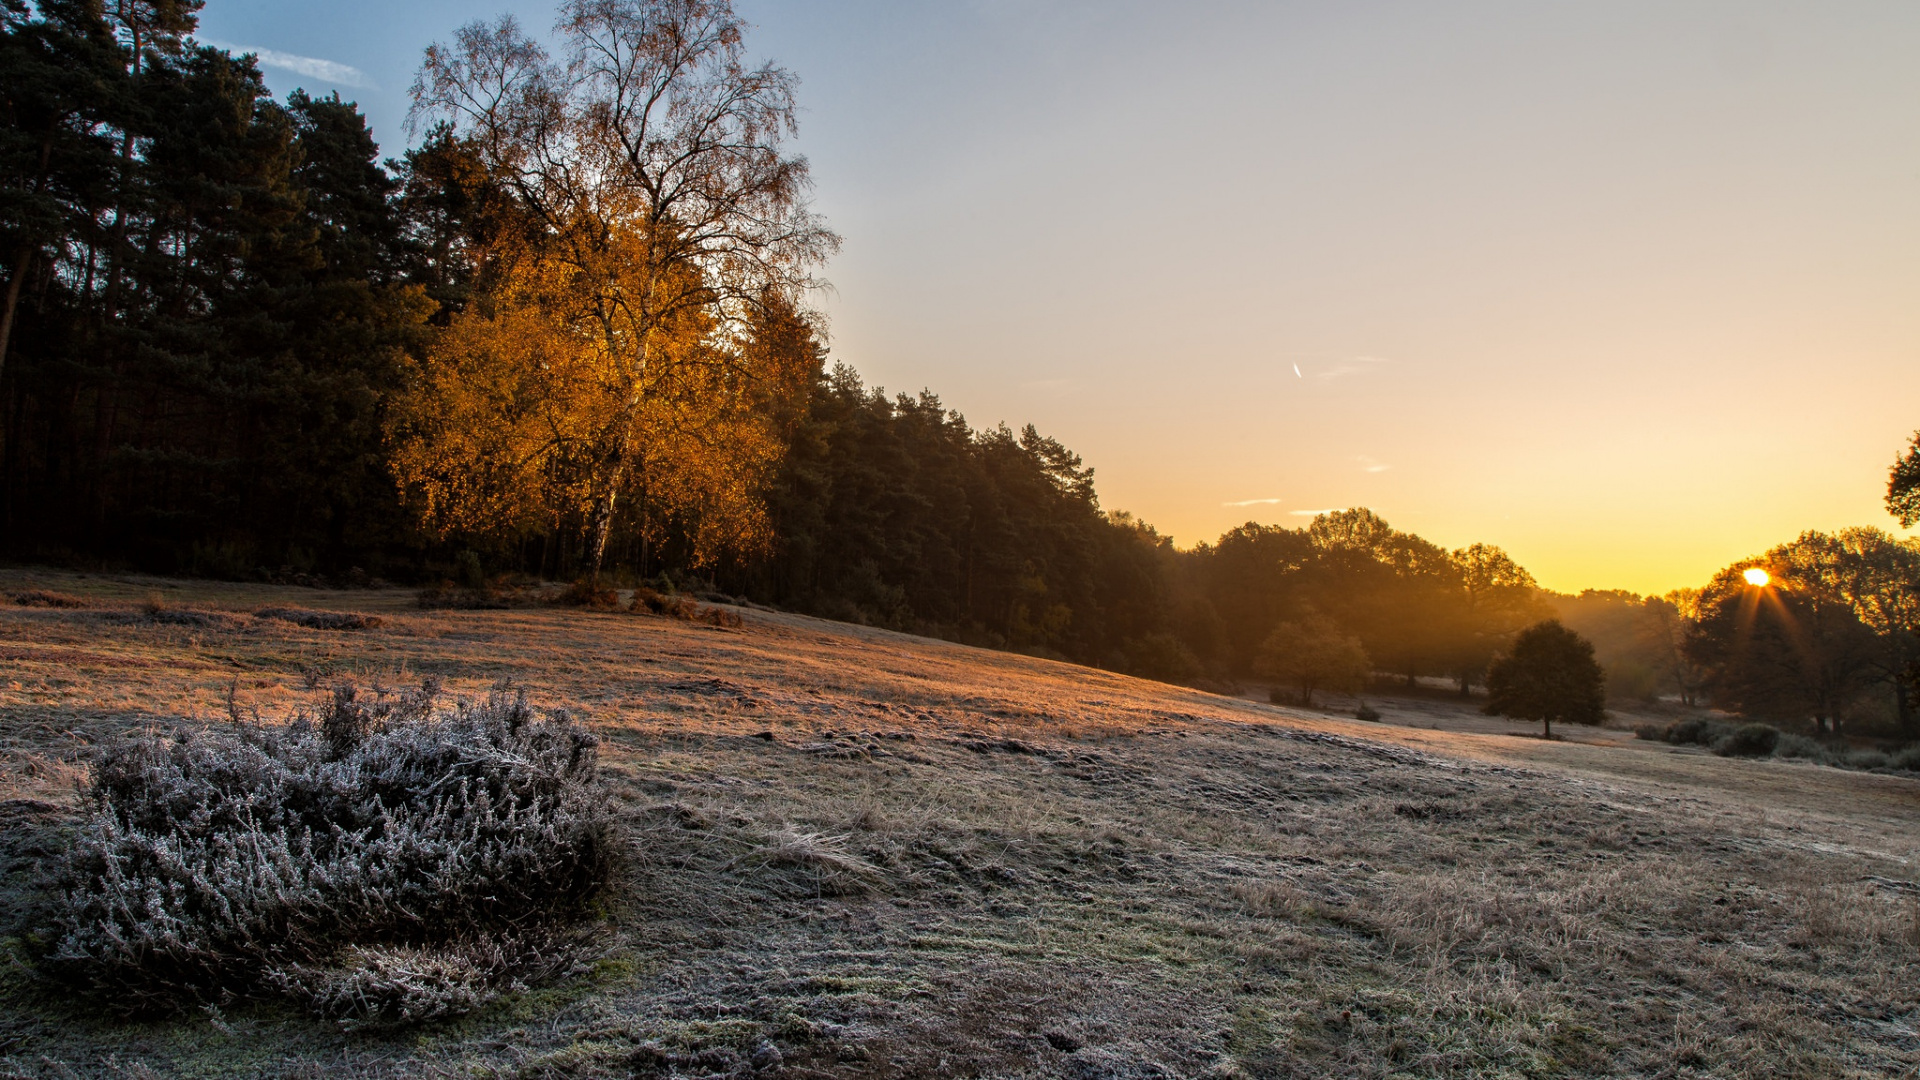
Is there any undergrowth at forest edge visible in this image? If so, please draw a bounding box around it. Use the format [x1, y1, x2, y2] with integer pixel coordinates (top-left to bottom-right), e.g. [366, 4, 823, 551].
[43, 681, 614, 1027]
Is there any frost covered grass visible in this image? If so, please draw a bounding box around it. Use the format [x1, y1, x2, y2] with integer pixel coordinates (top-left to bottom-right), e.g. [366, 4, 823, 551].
[0, 570, 1916, 1076]
[46, 681, 611, 1025]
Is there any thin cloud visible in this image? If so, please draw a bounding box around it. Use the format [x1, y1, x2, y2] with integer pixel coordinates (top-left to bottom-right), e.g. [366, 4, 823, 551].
[1357, 455, 1390, 473]
[1222, 497, 1283, 507]
[211, 41, 375, 89]
[1316, 355, 1390, 382]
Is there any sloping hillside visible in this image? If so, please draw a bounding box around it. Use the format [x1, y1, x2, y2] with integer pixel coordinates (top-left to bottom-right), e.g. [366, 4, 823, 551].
[0, 569, 1915, 1078]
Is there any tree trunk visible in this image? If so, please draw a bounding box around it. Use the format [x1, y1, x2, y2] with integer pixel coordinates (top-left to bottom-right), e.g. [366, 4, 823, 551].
[90, 375, 119, 534]
[1543, 714, 1552, 740]
[0, 246, 31, 384]
[1, 135, 56, 383]
[584, 488, 618, 586]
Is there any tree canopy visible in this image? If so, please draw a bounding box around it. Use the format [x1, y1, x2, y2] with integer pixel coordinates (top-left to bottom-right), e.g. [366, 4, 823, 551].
[4, 0, 1920, 744]
[394, 3, 837, 580]
[1484, 620, 1606, 739]
[1890, 432, 1920, 529]
[1256, 612, 1370, 708]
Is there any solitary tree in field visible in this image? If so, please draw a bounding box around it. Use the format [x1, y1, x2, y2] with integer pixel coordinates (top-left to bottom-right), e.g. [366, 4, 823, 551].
[1484, 620, 1604, 739]
[1256, 612, 1371, 708]
[393, 0, 838, 582]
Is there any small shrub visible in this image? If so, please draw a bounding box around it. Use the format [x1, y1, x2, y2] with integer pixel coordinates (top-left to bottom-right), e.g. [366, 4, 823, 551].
[698, 605, 745, 628]
[47, 681, 611, 1022]
[117, 599, 243, 629]
[416, 580, 547, 610]
[1711, 723, 1779, 758]
[1664, 718, 1716, 746]
[1891, 744, 1920, 772]
[254, 607, 384, 631]
[1354, 703, 1382, 722]
[1773, 733, 1831, 761]
[13, 589, 86, 608]
[1632, 723, 1666, 741]
[554, 580, 620, 609]
[1847, 749, 1891, 771]
[631, 586, 696, 619]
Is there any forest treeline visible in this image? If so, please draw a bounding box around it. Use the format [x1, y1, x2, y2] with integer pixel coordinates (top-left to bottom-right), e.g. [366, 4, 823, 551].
[4, 1, 1919, 740]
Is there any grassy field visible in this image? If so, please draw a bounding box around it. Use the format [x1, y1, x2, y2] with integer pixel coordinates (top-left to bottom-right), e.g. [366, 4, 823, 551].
[0, 567, 1916, 1078]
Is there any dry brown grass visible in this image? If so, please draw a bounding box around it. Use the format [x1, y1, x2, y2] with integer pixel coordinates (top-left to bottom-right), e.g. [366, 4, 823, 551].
[0, 567, 1915, 1077]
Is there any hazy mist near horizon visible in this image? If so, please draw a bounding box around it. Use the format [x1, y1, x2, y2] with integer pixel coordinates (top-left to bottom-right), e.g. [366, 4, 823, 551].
[200, 0, 1920, 595]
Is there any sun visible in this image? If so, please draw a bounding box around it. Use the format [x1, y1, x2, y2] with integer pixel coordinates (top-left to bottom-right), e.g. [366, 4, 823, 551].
[1742, 567, 1771, 587]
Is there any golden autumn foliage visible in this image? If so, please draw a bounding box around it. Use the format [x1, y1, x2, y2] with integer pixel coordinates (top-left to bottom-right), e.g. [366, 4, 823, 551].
[387, 233, 809, 569]
[389, 0, 837, 577]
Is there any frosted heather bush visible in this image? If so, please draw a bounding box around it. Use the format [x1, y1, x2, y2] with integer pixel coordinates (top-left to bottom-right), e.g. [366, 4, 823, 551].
[49, 681, 612, 1023]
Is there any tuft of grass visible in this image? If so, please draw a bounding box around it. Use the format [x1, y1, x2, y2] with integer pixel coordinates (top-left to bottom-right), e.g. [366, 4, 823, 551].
[727, 829, 884, 897]
[12, 589, 86, 608]
[254, 607, 385, 631]
[45, 680, 614, 1023]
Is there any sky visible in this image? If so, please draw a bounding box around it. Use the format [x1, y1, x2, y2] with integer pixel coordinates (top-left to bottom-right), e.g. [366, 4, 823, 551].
[197, 0, 1920, 596]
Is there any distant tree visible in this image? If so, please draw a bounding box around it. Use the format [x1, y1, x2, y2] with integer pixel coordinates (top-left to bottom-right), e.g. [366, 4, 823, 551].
[1304, 509, 1460, 685]
[1200, 523, 1316, 673]
[1484, 620, 1605, 739]
[1684, 536, 1881, 734]
[1643, 589, 1710, 707]
[1444, 542, 1546, 693]
[1256, 612, 1371, 708]
[1549, 588, 1699, 704]
[1889, 431, 1920, 528]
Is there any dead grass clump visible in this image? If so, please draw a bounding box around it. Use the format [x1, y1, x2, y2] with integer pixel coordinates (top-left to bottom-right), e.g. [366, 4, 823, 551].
[415, 581, 546, 609]
[13, 589, 86, 608]
[630, 587, 743, 627]
[1231, 880, 1315, 919]
[263, 931, 589, 1027]
[116, 595, 243, 628]
[254, 607, 385, 631]
[728, 829, 883, 897]
[554, 580, 621, 610]
[46, 681, 613, 1023]
[631, 586, 694, 618]
[697, 605, 744, 628]
[0, 751, 88, 802]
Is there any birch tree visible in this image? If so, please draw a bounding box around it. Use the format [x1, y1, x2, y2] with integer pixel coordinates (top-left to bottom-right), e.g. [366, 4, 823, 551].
[395, 0, 837, 580]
